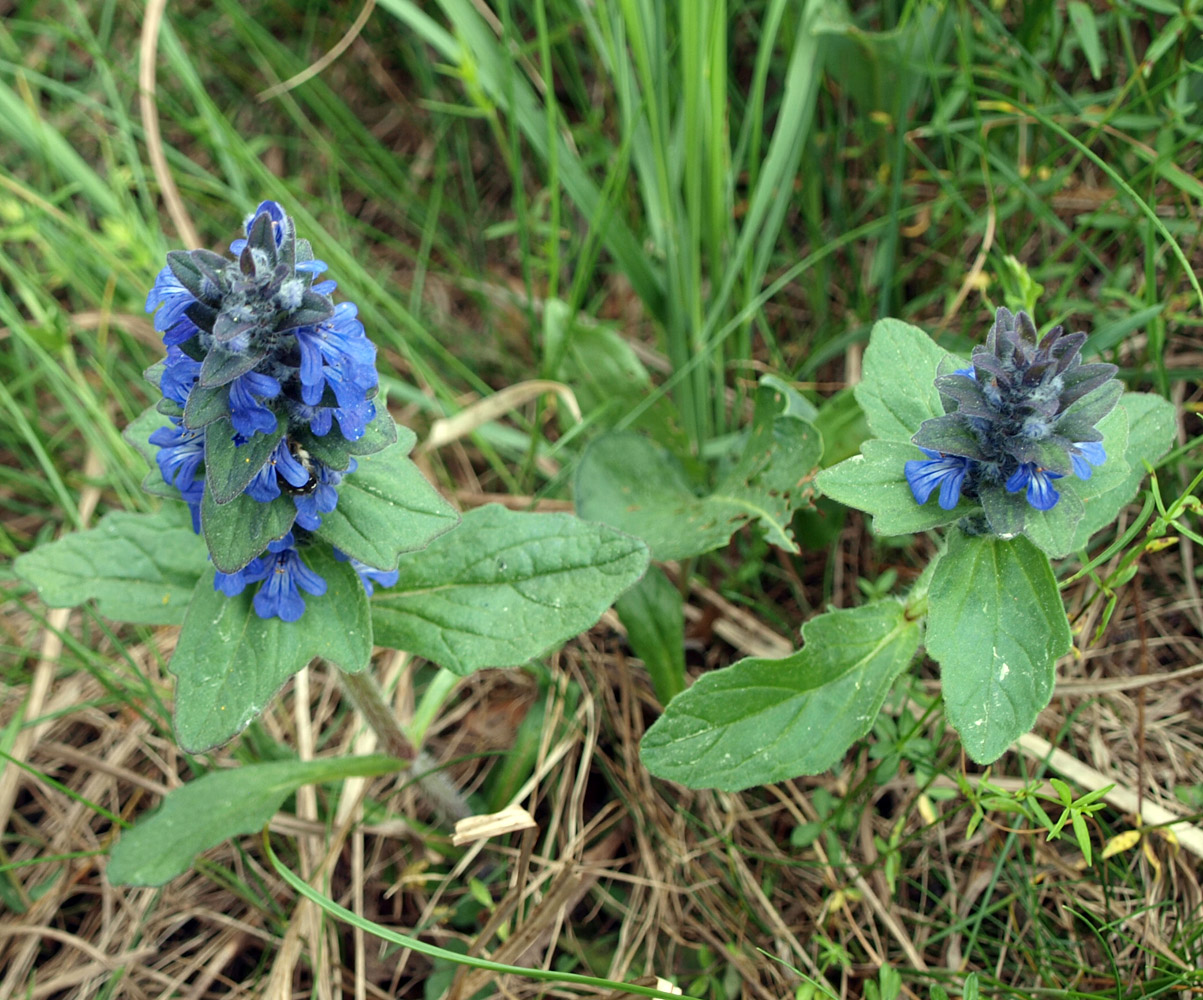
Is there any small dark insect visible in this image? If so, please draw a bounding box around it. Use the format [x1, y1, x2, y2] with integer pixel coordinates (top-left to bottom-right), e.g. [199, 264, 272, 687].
[278, 438, 319, 495]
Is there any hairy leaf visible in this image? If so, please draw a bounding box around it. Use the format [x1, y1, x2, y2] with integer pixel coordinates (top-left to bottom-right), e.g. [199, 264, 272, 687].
[315, 429, 458, 570]
[856, 318, 959, 443]
[928, 532, 1070, 763]
[171, 549, 370, 751]
[816, 440, 970, 535]
[641, 601, 920, 790]
[371, 504, 649, 675]
[107, 755, 404, 885]
[14, 506, 208, 625]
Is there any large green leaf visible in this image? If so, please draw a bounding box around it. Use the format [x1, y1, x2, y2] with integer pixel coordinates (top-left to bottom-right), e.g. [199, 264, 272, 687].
[640, 601, 920, 791]
[928, 532, 1070, 764]
[315, 431, 459, 570]
[13, 506, 209, 626]
[370, 504, 649, 675]
[855, 318, 960, 443]
[171, 548, 371, 752]
[816, 439, 971, 535]
[575, 387, 822, 561]
[107, 755, 404, 886]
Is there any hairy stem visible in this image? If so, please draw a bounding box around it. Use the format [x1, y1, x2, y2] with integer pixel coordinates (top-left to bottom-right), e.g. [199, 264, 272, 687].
[338, 669, 472, 823]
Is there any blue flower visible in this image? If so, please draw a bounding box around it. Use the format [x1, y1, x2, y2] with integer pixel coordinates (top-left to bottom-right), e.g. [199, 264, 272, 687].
[252, 534, 327, 622]
[212, 533, 327, 621]
[145, 201, 390, 619]
[243, 437, 313, 503]
[905, 449, 973, 510]
[335, 548, 399, 596]
[145, 266, 197, 337]
[331, 394, 376, 441]
[179, 476, 205, 534]
[1005, 463, 1064, 510]
[294, 302, 377, 406]
[149, 420, 205, 495]
[227, 370, 281, 438]
[214, 555, 270, 597]
[161, 346, 202, 408]
[286, 397, 335, 437]
[1069, 441, 1105, 480]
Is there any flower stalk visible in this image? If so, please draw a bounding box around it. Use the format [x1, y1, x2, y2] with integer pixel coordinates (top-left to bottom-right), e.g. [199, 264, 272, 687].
[338, 669, 472, 824]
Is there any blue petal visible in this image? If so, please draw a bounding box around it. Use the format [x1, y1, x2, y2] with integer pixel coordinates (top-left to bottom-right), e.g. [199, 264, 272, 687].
[334, 548, 399, 596]
[161, 347, 202, 407]
[150, 421, 205, 492]
[937, 462, 968, 510]
[1006, 463, 1063, 510]
[145, 267, 196, 334]
[214, 556, 269, 596]
[1026, 468, 1062, 510]
[252, 542, 326, 622]
[1070, 441, 1106, 480]
[905, 452, 971, 509]
[228, 372, 281, 438]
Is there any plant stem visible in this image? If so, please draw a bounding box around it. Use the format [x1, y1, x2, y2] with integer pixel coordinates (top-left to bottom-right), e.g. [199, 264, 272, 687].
[338, 669, 472, 823]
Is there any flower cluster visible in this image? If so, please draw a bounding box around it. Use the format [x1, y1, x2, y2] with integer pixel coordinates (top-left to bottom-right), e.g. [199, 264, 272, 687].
[905, 307, 1120, 523]
[145, 201, 390, 619]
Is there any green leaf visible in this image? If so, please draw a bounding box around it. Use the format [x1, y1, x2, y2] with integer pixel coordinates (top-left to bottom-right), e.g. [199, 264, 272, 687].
[204, 418, 285, 504]
[759, 374, 819, 422]
[141, 469, 185, 502]
[615, 565, 686, 705]
[640, 600, 920, 791]
[556, 317, 652, 415]
[107, 755, 404, 886]
[812, 387, 870, 467]
[1060, 392, 1176, 553]
[911, 414, 987, 460]
[183, 383, 230, 430]
[199, 346, 266, 388]
[345, 403, 403, 456]
[855, 318, 960, 443]
[928, 532, 1070, 764]
[816, 440, 970, 535]
[1067, 1, 1104, 80]
[314, 430, 459, 570]
[371, 504, 649, 675]
[200, 486, 297, 574]
[1072, 810, 1092, 864]
[14, 506, 209, 626]
[171, 549, 371, 752]
[575, 390, 822, 561]
[1053, 379, 1122, 441]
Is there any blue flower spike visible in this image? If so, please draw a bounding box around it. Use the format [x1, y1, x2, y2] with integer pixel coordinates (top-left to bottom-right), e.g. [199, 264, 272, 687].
[908, 307, 1121, 527]
[143, 200, 396, 622]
